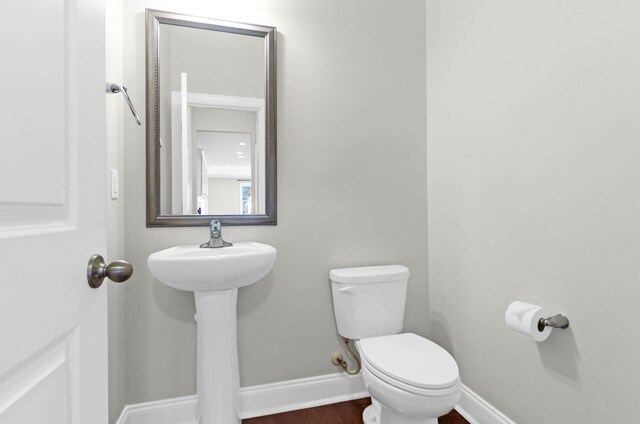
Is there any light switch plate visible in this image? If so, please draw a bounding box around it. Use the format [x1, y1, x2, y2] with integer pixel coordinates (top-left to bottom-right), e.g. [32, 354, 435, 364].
[111, 169, 119, 199]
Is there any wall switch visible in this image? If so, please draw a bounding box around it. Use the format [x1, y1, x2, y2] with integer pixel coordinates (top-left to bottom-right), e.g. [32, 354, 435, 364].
[111, 169, 119, 199]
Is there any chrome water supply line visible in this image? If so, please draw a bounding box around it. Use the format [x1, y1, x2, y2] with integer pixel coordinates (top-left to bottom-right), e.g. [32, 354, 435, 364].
[331, 337, 361, 376]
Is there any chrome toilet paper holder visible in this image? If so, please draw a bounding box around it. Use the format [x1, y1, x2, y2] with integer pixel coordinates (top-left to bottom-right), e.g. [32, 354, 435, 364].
[537, 314, 570, 332]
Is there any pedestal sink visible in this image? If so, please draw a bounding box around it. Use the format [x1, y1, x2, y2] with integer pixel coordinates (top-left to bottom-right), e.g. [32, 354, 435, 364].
[148, 242, 277, 424]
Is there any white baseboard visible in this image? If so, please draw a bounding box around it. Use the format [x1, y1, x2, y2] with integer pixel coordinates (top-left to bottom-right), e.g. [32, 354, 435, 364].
[238, 372, 368, 418]
[116, 377, 516, 424]
[456, 384, 516, 424]
[115, 395, 197, 424]
[116, 372, 368, 424]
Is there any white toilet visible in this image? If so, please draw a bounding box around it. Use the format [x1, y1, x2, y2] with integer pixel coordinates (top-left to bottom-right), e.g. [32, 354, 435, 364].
[330, 265, 460, 424]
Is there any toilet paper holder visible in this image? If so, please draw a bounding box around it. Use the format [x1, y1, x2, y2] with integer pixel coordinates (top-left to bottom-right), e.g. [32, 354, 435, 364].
[537, 314, 570, 332]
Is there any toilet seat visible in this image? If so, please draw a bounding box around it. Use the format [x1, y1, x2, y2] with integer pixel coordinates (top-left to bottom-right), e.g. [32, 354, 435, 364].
[358, 333, 460, 396]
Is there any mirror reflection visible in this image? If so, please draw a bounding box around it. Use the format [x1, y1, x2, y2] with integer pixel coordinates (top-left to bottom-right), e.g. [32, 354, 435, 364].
[146, 10, 276, 226]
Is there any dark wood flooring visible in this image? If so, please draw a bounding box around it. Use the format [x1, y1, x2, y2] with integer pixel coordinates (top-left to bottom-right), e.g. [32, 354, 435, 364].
[243, 397, 469, 424]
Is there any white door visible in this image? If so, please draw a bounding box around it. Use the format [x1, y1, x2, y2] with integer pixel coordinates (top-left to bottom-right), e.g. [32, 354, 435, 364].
[0, 0, 111, 423]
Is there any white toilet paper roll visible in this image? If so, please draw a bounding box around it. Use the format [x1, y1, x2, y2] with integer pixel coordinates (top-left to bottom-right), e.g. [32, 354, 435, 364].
[505, 301, 552, 342]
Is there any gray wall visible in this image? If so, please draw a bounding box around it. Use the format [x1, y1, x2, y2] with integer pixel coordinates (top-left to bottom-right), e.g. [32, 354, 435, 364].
[427, 1, 640, 423]
[164, 24, 265, 97]
[113, 0, 428, 420]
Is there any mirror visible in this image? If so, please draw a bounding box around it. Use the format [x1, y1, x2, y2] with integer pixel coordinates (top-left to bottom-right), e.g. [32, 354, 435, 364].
[146, 10, 276, 226]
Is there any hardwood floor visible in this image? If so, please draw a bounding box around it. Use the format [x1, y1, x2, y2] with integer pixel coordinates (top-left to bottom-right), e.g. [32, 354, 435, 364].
[243, 398, 469, 424]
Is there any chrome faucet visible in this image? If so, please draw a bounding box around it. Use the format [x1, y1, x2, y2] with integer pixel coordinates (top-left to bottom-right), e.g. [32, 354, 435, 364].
[200, 220, 233, 248]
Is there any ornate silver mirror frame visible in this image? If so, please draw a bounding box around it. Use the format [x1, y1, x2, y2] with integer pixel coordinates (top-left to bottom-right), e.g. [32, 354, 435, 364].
[146, 9, 277, 226]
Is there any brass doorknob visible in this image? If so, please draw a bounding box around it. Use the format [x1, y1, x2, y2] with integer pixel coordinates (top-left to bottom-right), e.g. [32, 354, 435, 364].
[87, 254, 133, 288]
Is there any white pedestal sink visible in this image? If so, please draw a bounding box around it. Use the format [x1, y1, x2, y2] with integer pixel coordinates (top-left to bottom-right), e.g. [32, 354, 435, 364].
[148, 242, 277, 424]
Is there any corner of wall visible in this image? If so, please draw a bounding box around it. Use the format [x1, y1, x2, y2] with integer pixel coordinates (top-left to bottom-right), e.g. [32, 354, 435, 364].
[105, 0, 126, 421]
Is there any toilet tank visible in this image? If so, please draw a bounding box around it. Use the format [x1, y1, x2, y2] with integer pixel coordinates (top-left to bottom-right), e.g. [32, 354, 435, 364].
[330, 265, 410, 340]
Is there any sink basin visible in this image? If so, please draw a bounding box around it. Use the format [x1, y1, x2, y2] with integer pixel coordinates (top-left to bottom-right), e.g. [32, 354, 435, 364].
[147, 242, 277, 292]
[147, 241, 277, 424]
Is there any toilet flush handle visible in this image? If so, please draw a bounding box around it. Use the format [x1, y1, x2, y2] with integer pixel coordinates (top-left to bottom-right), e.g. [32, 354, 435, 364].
[339, 286, 355, 294]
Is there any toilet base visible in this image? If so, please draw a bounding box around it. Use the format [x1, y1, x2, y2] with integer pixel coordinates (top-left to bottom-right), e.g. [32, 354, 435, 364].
[363, 405, 378, 424]
[380, 404, 438, 424]
[360, 353, 458, 424]
[363, 401, 438, 424]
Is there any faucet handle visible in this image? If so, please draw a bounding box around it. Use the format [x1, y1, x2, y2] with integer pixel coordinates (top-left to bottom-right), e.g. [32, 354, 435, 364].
[200, 219, 232, 248]
[210, 219, 221, 236]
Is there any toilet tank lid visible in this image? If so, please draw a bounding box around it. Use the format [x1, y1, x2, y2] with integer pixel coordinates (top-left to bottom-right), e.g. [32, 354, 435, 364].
[329, 265, 410, 284]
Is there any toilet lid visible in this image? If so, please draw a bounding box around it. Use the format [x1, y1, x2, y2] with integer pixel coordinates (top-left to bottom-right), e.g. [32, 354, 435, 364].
[359, 333, 459, 390]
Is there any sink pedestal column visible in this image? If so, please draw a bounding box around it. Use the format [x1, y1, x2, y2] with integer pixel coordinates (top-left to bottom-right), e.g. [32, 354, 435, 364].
[194, 288, 240, 424]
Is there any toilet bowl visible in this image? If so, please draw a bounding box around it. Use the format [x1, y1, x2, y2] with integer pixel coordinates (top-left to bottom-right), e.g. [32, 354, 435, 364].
[356, 334, 460, 424]
[330, 265, 460, 424]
